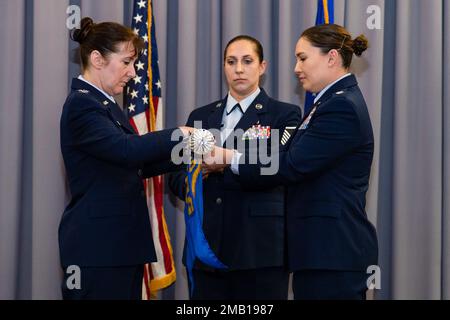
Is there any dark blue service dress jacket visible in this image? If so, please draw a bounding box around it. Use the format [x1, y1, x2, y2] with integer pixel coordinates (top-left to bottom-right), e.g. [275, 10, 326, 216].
[59, 78, 181, 268]
[238, 75, 379, 272]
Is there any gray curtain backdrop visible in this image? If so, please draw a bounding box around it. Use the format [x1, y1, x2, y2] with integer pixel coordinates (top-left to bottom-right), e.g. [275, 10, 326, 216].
[0, 0, 448, 299]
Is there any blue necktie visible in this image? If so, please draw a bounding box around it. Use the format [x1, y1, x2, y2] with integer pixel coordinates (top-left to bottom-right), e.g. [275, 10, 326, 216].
[221, 103, 243, 144]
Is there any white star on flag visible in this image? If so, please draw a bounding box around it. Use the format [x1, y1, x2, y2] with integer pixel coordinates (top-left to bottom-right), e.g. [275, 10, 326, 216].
[134, 14, 143, 24]
[130, 89, 139, 99]
[137, 0, 146, 9]
[133, 75, 142, 84]
[128, 103, 136, 112]
[136, 61, 145, 71]
[142, 96, 149, 104]
[156, 80, 162, 89]
[142, 34, 149, 43]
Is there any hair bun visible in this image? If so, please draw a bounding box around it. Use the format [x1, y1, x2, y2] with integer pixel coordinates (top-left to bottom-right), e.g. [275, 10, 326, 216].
[71, 17, 95, 44]
[351, 34, 369, 57]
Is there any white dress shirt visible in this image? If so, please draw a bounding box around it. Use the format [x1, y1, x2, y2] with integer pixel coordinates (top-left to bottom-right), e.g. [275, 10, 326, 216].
[221, 87, 261, 144]
[227, 88, 262, 174]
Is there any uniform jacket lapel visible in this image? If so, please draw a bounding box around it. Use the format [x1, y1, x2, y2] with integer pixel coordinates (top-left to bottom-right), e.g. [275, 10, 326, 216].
[207, 99, 226, 130]
[295, 75, 359, 141]
[299, 75, 359, 124]
[234, 89, 269, 132]
[108, 102, 136, 133]
[222, 89, 269, 146]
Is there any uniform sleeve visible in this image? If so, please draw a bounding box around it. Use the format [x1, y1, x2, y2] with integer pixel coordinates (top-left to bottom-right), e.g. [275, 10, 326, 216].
[238, 98, 361, 186]
[142, 161, 184, 178]
[66, 95, 183, 167]
[277, 105, 303, 151]
[168, 167, 188, 201]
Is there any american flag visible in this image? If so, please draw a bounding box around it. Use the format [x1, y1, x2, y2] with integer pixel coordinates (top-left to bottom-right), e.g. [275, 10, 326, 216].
[126, 0, 176, 299]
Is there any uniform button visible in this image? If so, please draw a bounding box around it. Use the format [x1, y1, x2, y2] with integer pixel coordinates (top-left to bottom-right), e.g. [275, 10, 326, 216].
[216, 198, 222, 205]
[138, 169, 143, 177]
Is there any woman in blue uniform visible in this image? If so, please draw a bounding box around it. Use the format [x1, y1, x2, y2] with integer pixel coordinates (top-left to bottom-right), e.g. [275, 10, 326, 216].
[208, 24, 378, 300]
[59, 17, 190, 300]
[169, 35, 301, 300]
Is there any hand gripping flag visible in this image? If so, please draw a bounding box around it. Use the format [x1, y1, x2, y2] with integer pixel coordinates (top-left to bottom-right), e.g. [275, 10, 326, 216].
[304, 0, 335, 114]
[184, 161, 227, 297]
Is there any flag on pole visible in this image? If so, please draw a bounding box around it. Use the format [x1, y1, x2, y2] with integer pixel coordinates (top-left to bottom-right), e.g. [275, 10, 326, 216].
[126, 0, 176, 299]
[304, 0, 335, 114]
[184, 161, 227, 297]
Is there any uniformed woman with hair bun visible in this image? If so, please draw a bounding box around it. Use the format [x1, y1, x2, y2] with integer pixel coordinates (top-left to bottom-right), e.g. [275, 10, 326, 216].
[59, 17, 191, 300]
[210, 24, 379, 300]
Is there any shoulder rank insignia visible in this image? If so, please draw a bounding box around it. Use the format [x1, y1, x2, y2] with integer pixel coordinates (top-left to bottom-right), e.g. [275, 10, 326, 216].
[335, 90, 345, 95]
[281, 126, 297, 146]
[103, 100, 109, 106]
[77, 89, 89, 94]
[216, 102, 222, 108]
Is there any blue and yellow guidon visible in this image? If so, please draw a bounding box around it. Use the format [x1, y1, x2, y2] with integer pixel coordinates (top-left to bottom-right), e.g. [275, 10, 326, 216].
[184, 160, 227, 297]
[316, 0, 334, 25]
[185, 162, 200, 216]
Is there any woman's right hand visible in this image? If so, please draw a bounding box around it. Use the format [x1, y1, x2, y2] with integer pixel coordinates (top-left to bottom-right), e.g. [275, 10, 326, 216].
[179, 126, 194, 137]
